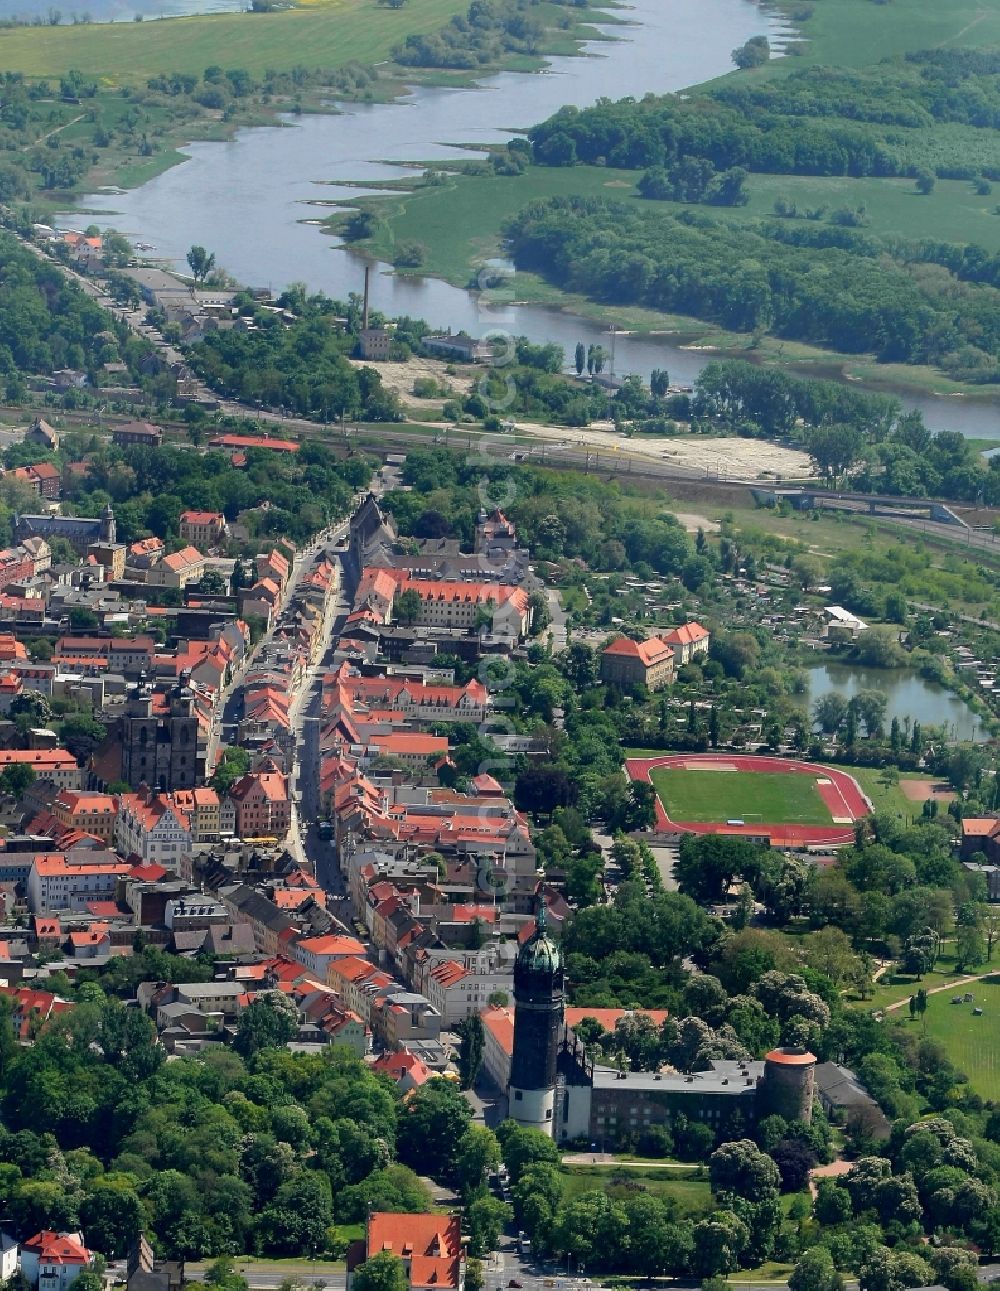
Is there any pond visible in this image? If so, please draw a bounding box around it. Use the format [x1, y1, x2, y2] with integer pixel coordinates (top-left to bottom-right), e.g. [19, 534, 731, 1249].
[806, 661, 984, 742]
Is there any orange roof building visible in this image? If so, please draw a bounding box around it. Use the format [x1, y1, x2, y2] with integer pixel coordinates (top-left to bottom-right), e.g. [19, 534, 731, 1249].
[351, 1213, 465, 1291]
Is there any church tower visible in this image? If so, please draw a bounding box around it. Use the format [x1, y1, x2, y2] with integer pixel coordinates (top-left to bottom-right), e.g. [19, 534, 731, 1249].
[100, 502, 116, 545]
[509, 904, 564, 1136]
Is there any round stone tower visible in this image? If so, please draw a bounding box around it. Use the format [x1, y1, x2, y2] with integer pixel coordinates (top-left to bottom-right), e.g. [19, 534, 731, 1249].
[509, 904, 564, 1136]
[760, 1047, 817, 1123]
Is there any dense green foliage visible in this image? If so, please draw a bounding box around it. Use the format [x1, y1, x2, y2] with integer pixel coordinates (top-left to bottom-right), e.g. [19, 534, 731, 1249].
[58, 434, 372, 546]
[0, 231, 150, 397]
[0, 977, 508, 1263]
[504, 195, 1000, 369]
[528, 52, 1000, 182]
[394, 0, 588, 70]
[189, 295, 401, 423]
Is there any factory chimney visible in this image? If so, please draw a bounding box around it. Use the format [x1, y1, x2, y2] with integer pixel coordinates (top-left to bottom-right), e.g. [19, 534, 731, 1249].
[362, 264, 370, 331]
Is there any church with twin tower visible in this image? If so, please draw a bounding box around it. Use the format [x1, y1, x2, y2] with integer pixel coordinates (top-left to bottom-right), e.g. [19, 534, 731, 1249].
[507, 906, 818, 1142]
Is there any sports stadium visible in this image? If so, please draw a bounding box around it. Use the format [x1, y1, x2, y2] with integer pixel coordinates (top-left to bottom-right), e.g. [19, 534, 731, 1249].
[626, 753, 872, 847]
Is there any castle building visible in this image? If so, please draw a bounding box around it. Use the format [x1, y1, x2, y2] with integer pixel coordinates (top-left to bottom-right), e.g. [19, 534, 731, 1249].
[505, 917, 818, 1143]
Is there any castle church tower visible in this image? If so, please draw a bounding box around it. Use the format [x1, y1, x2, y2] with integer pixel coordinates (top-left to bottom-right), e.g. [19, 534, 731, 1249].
[509, 904, 564, 1136]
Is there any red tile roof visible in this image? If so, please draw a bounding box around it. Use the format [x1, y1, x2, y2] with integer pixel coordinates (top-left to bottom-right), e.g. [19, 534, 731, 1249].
[366, 1213, 462, 1291]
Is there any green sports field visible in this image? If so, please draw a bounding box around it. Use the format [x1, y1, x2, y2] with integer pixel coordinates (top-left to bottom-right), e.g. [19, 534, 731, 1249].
[649, 768, 834, 826]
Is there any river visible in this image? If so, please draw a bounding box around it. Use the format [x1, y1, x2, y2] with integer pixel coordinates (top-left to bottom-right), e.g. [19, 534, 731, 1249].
[8, 0, 242, 21]
[69, 0, 1000, 438]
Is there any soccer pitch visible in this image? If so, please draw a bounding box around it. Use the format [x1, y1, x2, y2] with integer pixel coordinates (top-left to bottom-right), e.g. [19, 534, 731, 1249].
[649, 767, 835, 826]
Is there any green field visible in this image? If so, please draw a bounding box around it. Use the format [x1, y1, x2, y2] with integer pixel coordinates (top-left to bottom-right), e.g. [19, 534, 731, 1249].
[560, 1164, 712, 1217]
[782, 0, 1000, 70]
[341, 163, 1000, 294]
[0, 0, 473, 79]
[893, 977, 1000, 1100]
[649, 767, 835, 826]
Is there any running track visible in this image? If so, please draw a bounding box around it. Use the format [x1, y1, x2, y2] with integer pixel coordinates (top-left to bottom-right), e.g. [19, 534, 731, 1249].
[626, 754, 872, 847]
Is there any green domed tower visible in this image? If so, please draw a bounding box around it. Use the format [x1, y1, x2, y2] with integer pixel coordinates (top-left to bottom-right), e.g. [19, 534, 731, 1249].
[509, 903, 564, 1136]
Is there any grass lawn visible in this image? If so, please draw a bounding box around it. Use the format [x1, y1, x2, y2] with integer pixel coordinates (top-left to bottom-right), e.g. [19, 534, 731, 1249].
[890, 976, 1000, 1100]
[0, 0, 473, 79]
[345, 166, 1000, 291]
[856, 952, 974, 1013]
[560, 1164, 711, 1217]
[186, 1257, 347, 1275]
[649, 767, 834, 826]
[829, 765, 935, 822]
[785, 0, 1000, 70]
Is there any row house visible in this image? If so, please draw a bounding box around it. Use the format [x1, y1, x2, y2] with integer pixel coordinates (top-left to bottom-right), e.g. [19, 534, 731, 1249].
[355, 566, 531, 640]
[115, 789, 192, 866]
[146, 546, 205, 590]
[229, 770, 291, 840]
[50, 792, 118, 844]
[0, 749, 81, 790]
[291, 933, 368, 983]
[10, 462, 61, 499]
[27, 854, 133, 914]
[424, 957, 514, 1025]
[54, 635, 157, 679]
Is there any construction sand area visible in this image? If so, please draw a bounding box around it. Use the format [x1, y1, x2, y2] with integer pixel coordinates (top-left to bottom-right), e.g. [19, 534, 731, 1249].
[347, 354, 475, 404]
[516, 422, 815, 480]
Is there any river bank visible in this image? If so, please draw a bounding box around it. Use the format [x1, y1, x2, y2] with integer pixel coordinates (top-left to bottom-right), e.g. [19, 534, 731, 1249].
[61, 0, 1000, 434]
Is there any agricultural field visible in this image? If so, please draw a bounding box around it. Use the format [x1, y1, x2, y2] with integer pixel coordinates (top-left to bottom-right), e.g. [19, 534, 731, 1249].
[649, 767, 834, 827]
[0, 0, 473, 79]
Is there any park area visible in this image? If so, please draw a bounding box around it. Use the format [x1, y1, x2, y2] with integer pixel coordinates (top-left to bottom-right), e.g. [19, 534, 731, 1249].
[891, 977, 1000, 1101]
[627, 754, 870, 846]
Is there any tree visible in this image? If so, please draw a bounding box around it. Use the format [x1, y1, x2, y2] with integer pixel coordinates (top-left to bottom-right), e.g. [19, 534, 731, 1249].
[353, 1252, 408, 1291]
[812, 694, 847, 735]
[394, 588, 422, 626]
[709, 1139, 780, 1201]
[0, 763, 35, 799]
[915, 170, 936, 195]
[80, 1178, 143, 1258]
[454, 1126, 500, 1200]
[790, 1246, 842, 1291]
[500, 1125, 560, 1182]
[398, 1080, 472, 1184]
[807, 424, 863, 480]
[465, 1194, 508, 1257]
[232, 994, 297, 1060]
[574, 342, 586, 376]
[690, 1211, 750, 1277]
[732, 35, 771, 68]
[59, 713, 106, 761]
[261, 1171, 333, 1255]
[211, 746, 251, 794]
[456, 1016, 485, 1090]
[187, 245, 216, 283]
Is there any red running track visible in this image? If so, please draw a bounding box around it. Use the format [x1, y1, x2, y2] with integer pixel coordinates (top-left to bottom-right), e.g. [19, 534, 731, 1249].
[625, 753, 872, 847]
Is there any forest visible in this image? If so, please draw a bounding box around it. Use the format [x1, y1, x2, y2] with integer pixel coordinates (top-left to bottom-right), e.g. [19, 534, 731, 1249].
[0, 233, 150, 397]
[0, 964, 508, 1264]
[503, 195, 1000, 373]
[13, 431, 375, 548]
[527, 51, 1000, 182]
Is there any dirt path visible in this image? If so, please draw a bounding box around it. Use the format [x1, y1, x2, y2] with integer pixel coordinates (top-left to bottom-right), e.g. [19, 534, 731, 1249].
[882, 971, 994, 1013]
[23, 113, 84, 151]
